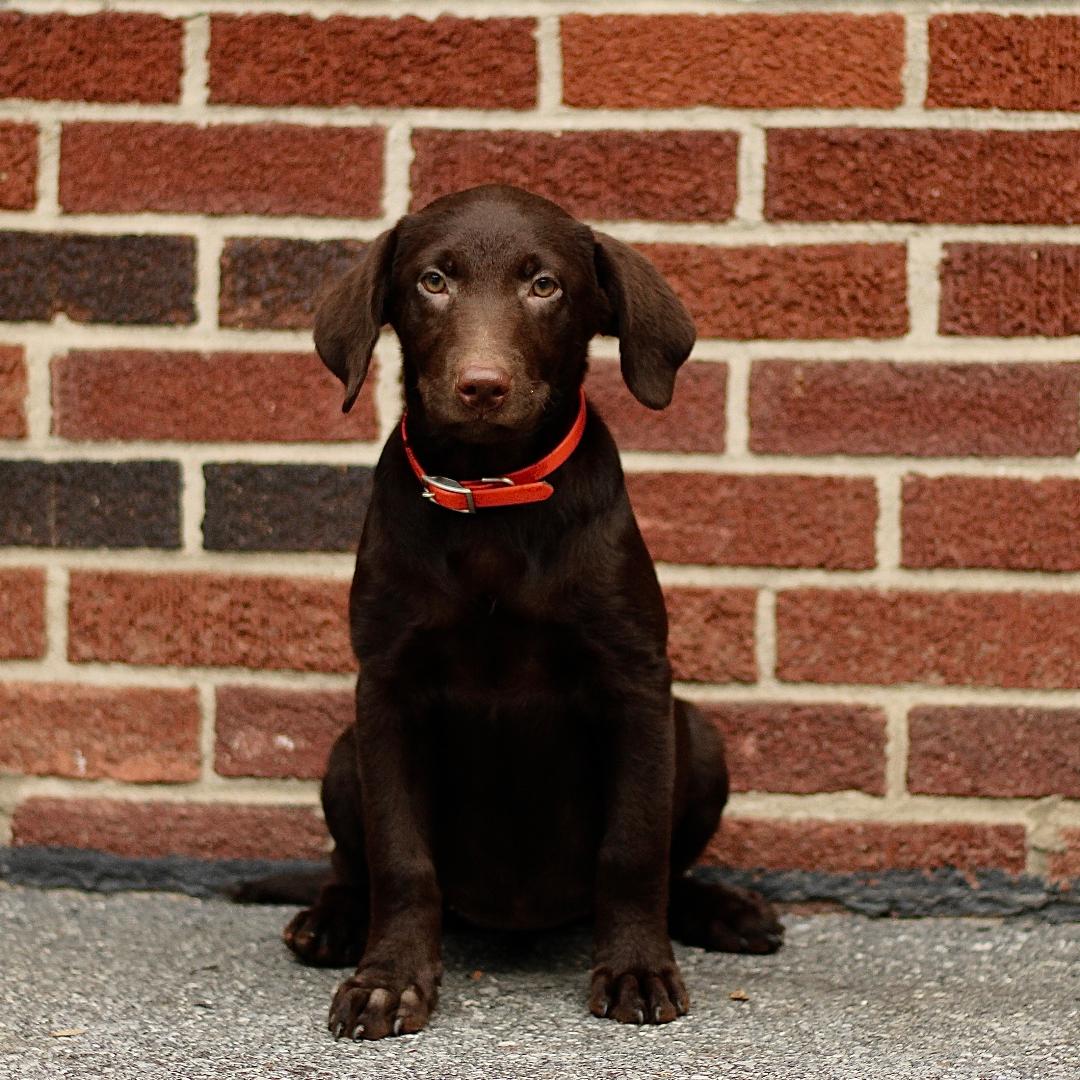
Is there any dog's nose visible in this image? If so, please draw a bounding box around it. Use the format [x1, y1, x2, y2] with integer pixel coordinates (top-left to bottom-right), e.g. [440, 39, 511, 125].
[456, 366, 511, 412]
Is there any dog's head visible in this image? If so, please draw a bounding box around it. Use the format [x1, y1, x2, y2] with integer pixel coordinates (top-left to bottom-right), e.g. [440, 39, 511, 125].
[315, 185, 695, 442]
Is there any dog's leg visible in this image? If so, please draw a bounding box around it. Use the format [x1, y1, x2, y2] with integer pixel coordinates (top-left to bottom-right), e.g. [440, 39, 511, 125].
[327, 679, 442, 1042]
[667, 699, 784, 955]
[589, 691, 690, 1026]
[284, 727, 369, 968]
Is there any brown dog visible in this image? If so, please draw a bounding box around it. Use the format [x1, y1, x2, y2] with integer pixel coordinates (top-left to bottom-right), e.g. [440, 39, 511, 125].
[286, 185, 782, 1041]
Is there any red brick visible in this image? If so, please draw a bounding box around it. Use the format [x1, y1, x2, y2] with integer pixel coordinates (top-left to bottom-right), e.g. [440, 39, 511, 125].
[562, 14, 903, 109]
[903, 476, 1080, 572]
[0, 568, 44, 659]
[665, 587, 756, 684]
[641, 244, 907, 340]
[704, 818, 1026, 874]
[777, 589, 1080, 689]
[750, 360, 1080, 458]
[410, 130, 737, 222]
[0, 684, 199, 783]
[209, 14, 536, 109]
[0, 345, 27, 438]
[0, 124, 36, 210]
[0, 13, 182, 103]
[68, 572, 352, 674]
[928, 15, 1080, 112]
[703, 702, 886, 794]
[587, 359, 726, 454]
[768, 129, 1080, 224]
[51, 351, 378, 444]
[60, 123, 383, 218]
[627, 473, 876, 569]
[216, 686, 352, 779]
[1050, 830, 1080, 882]
[12, 797, 326, 861]
[908, 707, 1080, 798]
[940, 244, 1080, 337]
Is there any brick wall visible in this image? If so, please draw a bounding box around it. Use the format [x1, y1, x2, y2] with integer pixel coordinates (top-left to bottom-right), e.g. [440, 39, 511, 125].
[1, 2, 1078, 886]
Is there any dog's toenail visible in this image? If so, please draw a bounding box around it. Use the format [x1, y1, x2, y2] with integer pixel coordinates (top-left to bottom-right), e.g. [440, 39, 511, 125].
[393, 1017, 404, 1035]
[350, 1024, 365, 1040]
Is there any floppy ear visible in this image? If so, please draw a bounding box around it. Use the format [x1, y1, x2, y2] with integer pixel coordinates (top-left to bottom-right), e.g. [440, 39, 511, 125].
[314, 226, 398, 413]
[593, 231, 696, 410]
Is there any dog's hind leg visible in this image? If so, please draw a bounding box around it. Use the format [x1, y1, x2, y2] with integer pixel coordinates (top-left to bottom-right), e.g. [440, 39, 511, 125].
[284, 726, 370, 968]
[668, 699, 784, 955]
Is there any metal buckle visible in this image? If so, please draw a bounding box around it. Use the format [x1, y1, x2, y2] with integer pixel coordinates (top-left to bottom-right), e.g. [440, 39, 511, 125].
[421, 475, 476, 513]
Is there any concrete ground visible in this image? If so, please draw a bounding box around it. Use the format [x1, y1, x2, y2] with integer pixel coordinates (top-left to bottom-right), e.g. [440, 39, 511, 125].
[0, 885, 1076, 1080]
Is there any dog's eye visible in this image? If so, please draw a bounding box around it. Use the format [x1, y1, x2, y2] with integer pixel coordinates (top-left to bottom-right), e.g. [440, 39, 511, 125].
[420, 271, 447, 294]
[531, 276, 560, 299]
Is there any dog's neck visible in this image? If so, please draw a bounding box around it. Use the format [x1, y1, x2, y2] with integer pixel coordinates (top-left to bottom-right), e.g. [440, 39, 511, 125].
[400, 387, 585, 482]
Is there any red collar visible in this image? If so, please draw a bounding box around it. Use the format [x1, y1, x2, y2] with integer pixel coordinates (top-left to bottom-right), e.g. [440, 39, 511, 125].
[401, 389, 587, 513]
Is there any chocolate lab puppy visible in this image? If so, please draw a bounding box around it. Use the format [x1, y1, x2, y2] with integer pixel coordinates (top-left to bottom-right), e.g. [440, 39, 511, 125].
[287, 184, 782, 1041]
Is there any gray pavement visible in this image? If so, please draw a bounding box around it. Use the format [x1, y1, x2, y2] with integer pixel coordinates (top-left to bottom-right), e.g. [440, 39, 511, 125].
[0, 885, 1076, 1080]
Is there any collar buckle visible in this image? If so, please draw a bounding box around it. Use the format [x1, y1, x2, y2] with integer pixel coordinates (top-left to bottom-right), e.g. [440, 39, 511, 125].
[421, 475, 476, 513]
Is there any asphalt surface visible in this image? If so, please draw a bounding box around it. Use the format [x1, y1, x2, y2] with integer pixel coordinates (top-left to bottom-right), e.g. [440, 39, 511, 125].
[0, 885, 1076, 1080]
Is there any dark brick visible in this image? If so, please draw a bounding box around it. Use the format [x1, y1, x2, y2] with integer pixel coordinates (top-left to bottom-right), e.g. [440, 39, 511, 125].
[410, 129, 738, 221]
[767, 129, 1080, 224]
[209, 14, 537, 109]
[0, 12, 182, 104]
[203, 464, 373, 552]
[940, 244, 1080, 337]
[908, 706, 1080, 798]
[219, 237, 365, 330]
[0, 232, 195, 325]
[0, 461, 180, 549]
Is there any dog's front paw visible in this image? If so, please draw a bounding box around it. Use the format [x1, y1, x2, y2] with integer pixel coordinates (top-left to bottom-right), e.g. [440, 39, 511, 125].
[282, 898, 362, 967]
[329, 968, 438, 1041]
[588, 961, 690, 1025]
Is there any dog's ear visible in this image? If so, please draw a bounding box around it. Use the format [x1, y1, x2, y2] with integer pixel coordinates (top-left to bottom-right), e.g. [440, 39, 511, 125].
[314, 227, 399, 413]
[593, 231, 696, 410]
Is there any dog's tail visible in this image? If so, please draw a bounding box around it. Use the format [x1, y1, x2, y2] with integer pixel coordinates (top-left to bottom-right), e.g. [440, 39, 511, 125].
[223, 865, 331, 906]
